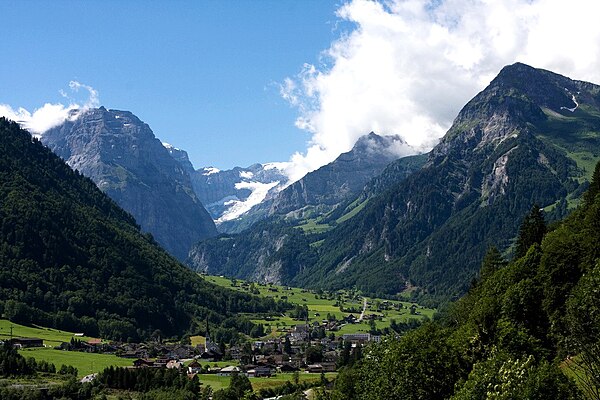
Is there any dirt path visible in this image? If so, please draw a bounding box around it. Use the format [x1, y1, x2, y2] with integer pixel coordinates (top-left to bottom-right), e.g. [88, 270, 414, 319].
[357, 297, 367, 322]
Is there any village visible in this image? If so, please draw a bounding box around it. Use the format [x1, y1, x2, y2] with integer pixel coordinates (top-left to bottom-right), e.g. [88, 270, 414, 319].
[5, 316, 383, 383]
[1, 277, 434, 388]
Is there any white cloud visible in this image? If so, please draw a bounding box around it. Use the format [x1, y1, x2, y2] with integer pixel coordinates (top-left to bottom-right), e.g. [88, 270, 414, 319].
[0, 81, 100, 136]
[282, 0, 600, 182]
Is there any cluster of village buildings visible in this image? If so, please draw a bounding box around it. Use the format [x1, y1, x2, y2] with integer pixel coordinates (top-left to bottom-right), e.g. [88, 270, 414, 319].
[5, 320, 382, 379]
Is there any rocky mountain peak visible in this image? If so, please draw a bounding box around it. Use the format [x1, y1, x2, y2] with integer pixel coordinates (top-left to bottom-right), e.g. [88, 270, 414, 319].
[433, 63, 600, 161]
[269, 132, 408, 215]
[162, 142, 195, 174]
[41, 107, 217, 260]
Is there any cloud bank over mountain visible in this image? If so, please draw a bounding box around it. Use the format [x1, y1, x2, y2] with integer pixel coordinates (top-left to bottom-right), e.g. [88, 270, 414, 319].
[282, 0, 600, 181]
[0, 81, 99, 135]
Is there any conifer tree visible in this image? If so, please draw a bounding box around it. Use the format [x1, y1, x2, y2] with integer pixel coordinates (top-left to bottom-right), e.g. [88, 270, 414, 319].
[479, 246, 505, 282]
[584, 161, 600, 207]
[515, 204, 546, 259]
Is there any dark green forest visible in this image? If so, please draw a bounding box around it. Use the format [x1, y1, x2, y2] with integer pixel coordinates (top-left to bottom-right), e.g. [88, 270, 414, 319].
[0, 118, 288, 341]
[319, 161, 600, 399]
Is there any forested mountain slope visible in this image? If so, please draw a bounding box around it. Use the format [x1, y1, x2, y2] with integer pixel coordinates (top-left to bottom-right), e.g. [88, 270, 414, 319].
[0, 118, 284, 341]
[326, 160, 600, 400]
[189, 63, 600, 302]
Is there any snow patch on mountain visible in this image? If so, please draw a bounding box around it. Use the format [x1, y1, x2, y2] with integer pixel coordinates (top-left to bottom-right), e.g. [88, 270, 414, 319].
[202, 167, 221, 175]
[240, 170, 254, 179]
[217, 180, 281, 223]
[560, 88, 579, 113]
[162, 142, 177, 150]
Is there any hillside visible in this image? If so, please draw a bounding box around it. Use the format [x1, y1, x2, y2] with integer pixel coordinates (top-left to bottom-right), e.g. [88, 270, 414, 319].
[204, 275, 435, 338]
[0, 118, 284, 341]
[41, 107, 217, 260]
[188, 63, 600, 300]
[323, 161, 600, 399]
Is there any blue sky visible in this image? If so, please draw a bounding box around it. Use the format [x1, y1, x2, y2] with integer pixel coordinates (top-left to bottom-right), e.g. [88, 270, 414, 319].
[1, 1, 346, 169]
[3, 1, 600, 179]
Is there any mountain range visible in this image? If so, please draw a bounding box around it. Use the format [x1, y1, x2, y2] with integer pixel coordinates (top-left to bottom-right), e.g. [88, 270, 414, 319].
[17, 62, 600, 304]
[189, 63, 600, 302]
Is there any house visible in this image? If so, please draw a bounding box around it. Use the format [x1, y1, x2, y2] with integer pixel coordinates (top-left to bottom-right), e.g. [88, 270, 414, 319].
[168, 346, 195, 360]
[270, 354, 288, 365]
[218, 366, 241, 376]
[166, 360, 184, 370]
[188, 360, 202, 374]
[121, 350, 138, 358]
[279, 363, 299, 372]
[320, 362, 337, 372]
[87, 338, 102, 346]
[306, 364, 323, 373]
[247, 366, 272, 377]
[10, 337, 43, 348]
[133, 359, 154, 368]
[253, 341, 264, 350]
[56, 342, 70, 351]
[199, 348, 222, 361]
[342, 333, 371, 343]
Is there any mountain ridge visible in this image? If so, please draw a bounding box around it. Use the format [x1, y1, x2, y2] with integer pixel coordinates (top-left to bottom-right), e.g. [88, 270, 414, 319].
[297, 62, 600, 299]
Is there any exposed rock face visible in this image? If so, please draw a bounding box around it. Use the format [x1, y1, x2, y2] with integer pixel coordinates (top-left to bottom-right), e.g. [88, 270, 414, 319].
[187, 219, 317, 284]
[162, 143, 195, 175]
[41, 107, 217, 260]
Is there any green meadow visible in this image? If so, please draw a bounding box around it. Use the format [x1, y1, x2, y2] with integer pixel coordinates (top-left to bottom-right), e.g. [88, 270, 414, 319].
[18, 347, 133, 377]
[198, 372, 337, 392]
[203, 275, 435, 337]
[0, 319, 95, 347]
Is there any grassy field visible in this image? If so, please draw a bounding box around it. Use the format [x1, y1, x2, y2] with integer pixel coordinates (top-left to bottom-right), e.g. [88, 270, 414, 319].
[336, 198, 369, 224]
[297, 219, 332, 234]
[18, 347, 133, 377]
[198, 372, 337, 392]
[0, 319, 131, 377]
[203, 275, 435, 337]
[0, 319, 95, 347]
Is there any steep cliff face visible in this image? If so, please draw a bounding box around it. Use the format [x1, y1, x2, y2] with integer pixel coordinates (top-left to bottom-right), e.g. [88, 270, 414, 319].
[41, 107, 217, 260]
[187, 218, 317, 284]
